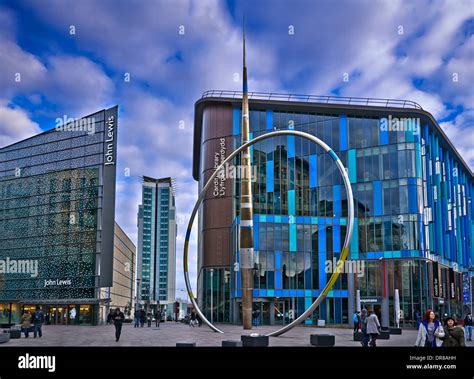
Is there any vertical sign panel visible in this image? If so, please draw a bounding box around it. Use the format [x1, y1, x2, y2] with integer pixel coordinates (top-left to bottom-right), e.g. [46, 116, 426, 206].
[432, 261, 439, 298]
[100, 106, 118, 287]
[449, 268, 456, 300]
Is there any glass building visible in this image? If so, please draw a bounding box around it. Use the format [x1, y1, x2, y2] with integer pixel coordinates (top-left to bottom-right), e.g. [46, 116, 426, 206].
[0, 106, 118, 325]
[193, 92, 473, 328]
[137, 176, 177, 313]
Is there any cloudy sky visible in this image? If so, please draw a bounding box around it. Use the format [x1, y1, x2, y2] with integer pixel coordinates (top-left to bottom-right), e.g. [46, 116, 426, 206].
[0, 0, 472, 298]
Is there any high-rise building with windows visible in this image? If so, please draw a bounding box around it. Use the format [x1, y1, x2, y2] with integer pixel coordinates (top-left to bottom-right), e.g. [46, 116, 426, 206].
[0, 106, 118, 325]
[193, 91, 473, 328]
[137, 177, 177, 311]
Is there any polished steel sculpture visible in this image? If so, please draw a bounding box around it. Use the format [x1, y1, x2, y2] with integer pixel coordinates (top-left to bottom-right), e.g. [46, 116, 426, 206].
[183, 130, 355, 336]
[239, 24, 254, 330]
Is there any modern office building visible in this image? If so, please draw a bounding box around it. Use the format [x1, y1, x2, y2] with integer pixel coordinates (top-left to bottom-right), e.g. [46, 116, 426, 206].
[193, 91, 473, 328]
[0, 106, 118, 325]
[100, 222, 136, 322]
[137, 176, 177, 313]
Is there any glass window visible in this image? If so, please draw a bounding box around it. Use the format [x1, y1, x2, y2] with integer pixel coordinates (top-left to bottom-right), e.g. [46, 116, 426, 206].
[289, 253, 297, 289]
[267, 223, 274, 251]
[399, 186, 408, 214]
[370, 152, 381, 180]
[297, 253, 305, 289]
[259, 223, 267, 250]
[398, 150, 408, 178]
[282, 224, 289, 251]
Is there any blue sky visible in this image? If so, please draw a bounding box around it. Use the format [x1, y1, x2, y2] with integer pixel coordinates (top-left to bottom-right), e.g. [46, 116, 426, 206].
[0, 0, 473, 298]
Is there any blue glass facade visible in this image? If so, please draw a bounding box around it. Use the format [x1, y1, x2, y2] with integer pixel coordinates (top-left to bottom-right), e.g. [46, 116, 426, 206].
[195, 99, 473, 327]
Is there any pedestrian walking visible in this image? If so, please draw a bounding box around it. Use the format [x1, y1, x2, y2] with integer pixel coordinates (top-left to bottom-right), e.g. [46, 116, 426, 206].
[189, 311, 198, 327]
[365, 309, 381, 347]
[21, 310, 32, 338]
[154, 310, 161, 327]
[147, 312, 152, 327]
[415, 310, 445, 347]
[441, 316, 465, 347]
[32, 306, 44, 338]
[113, 308, 125, 342]
[140, 309, 146, 327]
[107, 309, 113, 325]
[134, 309, 140, 328]
[415, 309, 421, 331]
[352, 311, 360, 332]
[360, 308, 369, 347]
[464, 311, 472, 342]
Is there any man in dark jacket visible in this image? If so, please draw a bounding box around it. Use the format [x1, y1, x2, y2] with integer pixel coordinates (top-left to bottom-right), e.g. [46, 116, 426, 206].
[441, 317, 465, 347]
[113, 308, 125, 342]
[134, 309, 140, 328]
[32, 306, 45, 338]
[140, 309, 146, 327]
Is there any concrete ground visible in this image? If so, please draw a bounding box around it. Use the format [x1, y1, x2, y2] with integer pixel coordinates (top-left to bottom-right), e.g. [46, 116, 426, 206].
[3, 322, 473, 347]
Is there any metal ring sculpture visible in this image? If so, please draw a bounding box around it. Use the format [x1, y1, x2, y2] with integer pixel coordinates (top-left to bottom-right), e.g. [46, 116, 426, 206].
[183, 130, 354, 337]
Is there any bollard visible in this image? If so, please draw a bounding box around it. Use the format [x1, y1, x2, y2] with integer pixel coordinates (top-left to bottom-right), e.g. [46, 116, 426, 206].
[310, 334, 335, 347]
[222, 340, 243, 347]
[176, 341, 196, 347]
[241, 334, 269, 347]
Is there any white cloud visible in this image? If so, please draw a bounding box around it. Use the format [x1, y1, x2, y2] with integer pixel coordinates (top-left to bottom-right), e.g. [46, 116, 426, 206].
[0, 101, 42, 147]
[43, 55, 115, 116]
[0, 39, 47, 98]
[440, 110, 474, 167]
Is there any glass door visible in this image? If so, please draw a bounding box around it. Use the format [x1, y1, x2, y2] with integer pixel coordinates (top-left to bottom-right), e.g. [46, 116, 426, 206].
[262, 302, 271, 325]
[274, 301, 285, 325]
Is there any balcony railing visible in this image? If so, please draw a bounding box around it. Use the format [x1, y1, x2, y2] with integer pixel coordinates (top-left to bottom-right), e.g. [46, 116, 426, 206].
[201, 90, 423, 110]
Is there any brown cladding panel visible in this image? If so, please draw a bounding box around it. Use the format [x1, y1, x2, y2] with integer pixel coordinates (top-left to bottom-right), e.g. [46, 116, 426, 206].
[202, 228, 232, 267]
[199, 104, 234, 268]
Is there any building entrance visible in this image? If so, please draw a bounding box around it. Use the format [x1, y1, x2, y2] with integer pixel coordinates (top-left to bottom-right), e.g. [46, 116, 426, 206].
[20, 304, 93, 325]
[274, 300, 296, 325]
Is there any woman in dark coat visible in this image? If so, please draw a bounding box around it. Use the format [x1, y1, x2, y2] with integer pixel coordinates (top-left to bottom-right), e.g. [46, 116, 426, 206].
[441, 317, 465, 347]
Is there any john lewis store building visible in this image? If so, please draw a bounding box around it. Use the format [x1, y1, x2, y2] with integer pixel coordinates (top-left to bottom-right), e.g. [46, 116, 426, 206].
[193, 91, 473, 328]
[0, 107, 118, 325]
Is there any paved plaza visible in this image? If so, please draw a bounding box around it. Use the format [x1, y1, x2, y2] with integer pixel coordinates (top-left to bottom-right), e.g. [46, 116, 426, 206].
[3, 322, 474, 347]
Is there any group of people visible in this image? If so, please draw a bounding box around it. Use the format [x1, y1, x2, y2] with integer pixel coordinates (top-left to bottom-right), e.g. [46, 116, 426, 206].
[353, 309, 381, 347]
[352, 309, 472, 347]
[20, 306, 45, 338]
[131, 309, 162, 328]
[108, 307, 163, 342]
[414, 310, 471, 347]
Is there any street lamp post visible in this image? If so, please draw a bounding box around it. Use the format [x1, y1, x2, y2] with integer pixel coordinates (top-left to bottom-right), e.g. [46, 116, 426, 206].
[136, 278, 141, 312]
[145, 283, 150, 313]
[379, 256, 389, 328]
